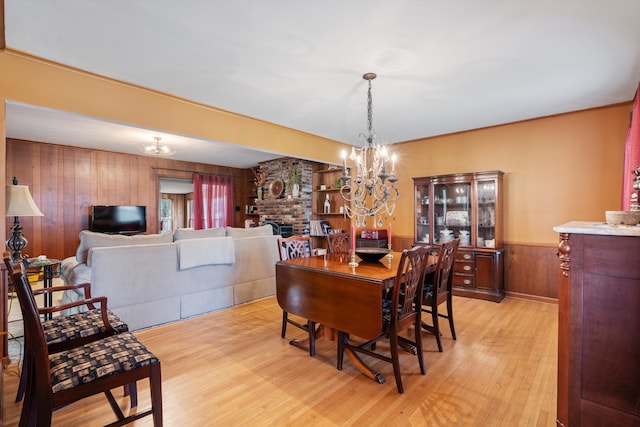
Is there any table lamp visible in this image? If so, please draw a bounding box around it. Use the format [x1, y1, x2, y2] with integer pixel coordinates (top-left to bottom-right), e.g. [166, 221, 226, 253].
[6, 177, 44, 261]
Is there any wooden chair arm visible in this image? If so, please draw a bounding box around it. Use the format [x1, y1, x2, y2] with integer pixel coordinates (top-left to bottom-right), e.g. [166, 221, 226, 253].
[32, 282, 92, 298]
[37, 295, 110, 325]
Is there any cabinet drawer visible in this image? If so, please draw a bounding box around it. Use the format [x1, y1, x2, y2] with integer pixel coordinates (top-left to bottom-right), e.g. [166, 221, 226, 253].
[454, 261, 474, 274]
[453, 273, 474, 287]
[456, 251, 474, 262]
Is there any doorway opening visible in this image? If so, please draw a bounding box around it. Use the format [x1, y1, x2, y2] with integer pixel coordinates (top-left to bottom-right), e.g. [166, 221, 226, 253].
[159, 178, 194, 233]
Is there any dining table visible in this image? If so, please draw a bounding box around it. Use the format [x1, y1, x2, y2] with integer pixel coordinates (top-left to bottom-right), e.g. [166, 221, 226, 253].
[276, 251, 436, 384]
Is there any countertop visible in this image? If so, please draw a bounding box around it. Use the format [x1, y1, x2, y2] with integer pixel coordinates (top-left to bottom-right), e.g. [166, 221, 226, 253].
[553, 221, 640, 236]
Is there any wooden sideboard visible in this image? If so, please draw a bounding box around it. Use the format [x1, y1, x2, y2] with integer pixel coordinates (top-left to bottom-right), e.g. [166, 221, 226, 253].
[554, 222, 640, 426]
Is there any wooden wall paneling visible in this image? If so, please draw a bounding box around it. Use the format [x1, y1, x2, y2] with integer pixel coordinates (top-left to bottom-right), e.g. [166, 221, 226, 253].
[505, 243, 559, 299]
[73, 147, 92, 255]
[6, 139, 250, 261]
[63, 146, 79, 257]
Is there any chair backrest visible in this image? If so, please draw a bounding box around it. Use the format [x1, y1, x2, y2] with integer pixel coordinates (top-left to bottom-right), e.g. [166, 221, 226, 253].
[278, 235, 313, 261]
[390, 245, 431, 329]
[10, 264, 53, 392]
[431, 239, 459, 300]
[3, 251, 14, 275]
[326, 232, 350, 254]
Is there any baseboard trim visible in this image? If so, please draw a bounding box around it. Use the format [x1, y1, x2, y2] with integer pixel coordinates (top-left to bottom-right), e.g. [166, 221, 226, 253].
[506, 290, 558, 304]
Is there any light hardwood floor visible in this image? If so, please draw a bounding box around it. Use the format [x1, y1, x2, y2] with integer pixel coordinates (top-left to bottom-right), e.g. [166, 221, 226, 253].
[2, 295, 558, 426]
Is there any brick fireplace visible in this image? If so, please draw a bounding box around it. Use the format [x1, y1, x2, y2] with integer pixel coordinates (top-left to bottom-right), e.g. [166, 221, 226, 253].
[254, 158, 316, 236]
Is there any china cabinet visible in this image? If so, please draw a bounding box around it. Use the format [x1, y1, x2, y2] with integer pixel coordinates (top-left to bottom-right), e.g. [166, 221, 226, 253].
[414, 171, 504, 302]
[312, 168, 350, 249]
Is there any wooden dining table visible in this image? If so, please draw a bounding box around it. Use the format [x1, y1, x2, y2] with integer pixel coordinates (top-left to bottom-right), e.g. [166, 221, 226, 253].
[276, 251, 436, 384]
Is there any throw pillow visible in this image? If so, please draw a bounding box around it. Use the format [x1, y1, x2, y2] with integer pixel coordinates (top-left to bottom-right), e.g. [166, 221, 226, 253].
[173, 227, 226, 241]
[225, 224, 273, 238]
[75, 230, 173, 264]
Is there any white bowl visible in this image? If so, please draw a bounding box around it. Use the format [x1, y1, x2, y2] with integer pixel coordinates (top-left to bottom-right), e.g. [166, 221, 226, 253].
[605, 210, 640, 225]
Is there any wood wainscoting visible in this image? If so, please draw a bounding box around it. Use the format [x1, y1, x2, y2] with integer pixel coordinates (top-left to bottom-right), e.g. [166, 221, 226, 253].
[393, 236, 559, 301]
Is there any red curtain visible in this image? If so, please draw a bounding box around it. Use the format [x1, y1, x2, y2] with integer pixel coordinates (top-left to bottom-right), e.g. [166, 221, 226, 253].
[622, 82, 640, 210]
[193, 174, 234, 229]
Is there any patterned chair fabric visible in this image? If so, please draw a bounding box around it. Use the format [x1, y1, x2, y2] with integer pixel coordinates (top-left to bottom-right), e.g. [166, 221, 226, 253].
[50, 332, 159, 393]
[43, 309, 129, 345]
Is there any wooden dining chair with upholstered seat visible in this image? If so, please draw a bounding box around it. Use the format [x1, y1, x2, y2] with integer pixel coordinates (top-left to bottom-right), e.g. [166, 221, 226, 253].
[337, 245, 432, 394]
[421, 238, 459, 352]
[277, 235, 318, 356]
[326, 232, 351, 254]
[11, 263, 163, 426]
[3, 252, 130, 403]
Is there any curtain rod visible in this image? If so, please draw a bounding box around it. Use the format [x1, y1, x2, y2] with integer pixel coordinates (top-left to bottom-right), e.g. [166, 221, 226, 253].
[151, 166, 240, 178]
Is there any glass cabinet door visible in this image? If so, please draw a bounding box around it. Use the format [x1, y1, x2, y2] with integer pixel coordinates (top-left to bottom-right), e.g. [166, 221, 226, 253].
[433, 182, 472, 246]
[415, 182, 430, 243]
[476, 179, 497, 248]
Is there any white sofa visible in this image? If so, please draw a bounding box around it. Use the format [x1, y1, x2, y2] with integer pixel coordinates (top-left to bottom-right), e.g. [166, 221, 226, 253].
[60, 226, 280, 330]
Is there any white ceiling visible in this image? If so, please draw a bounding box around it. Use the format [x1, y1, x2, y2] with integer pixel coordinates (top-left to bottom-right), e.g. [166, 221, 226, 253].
[4, 0, 640, 168]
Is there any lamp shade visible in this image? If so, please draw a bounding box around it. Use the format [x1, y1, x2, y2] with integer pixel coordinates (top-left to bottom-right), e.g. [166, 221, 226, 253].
[6, 185, 44, 217]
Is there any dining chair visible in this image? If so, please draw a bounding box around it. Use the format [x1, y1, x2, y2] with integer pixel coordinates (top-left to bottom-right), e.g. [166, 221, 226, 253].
[337, 245, 432, 394]
[3, 253, 129, 403]
[277, 235, 318, 356]
[326, 232, 350, 254]
[421, 238, 459, 352]
[10, 263, 163, 426]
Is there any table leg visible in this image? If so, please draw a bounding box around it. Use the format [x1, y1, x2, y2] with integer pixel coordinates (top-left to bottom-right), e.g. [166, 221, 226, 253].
[343, 346, 385, 384]
[43, 265, 53, 321]
[338, 333, 385, 384]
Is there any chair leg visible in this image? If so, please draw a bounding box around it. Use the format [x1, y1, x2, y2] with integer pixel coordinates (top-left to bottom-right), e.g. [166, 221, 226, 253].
[447, 297, 456, 340]
[308, 321, 316, 357]
[414, 321, 426, 375]
[127, 381, 138, 407]
[150, 363, 163, 427]
[337, 331, 346, 370]
[281, 311, 288, 338]
[15, 347, 29, 402]
[389, 331, 404, 394]
[432, 307, 443, 352]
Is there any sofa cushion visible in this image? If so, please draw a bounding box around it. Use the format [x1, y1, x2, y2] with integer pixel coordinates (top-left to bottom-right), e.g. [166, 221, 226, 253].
[76, 230, 173, 265]
[173, 227, 226, 241]
[225, 224, 273, 238]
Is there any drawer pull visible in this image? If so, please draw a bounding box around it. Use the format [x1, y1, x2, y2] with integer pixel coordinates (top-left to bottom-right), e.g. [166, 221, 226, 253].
[463, 254, 472, 260]
[463, 265, 472, 271]
[463, 279, 471, 285]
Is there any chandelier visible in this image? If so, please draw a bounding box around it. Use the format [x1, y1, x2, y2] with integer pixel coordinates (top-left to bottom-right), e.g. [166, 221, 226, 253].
[339, 73, 399, 227]
[139, 137, 176, 156]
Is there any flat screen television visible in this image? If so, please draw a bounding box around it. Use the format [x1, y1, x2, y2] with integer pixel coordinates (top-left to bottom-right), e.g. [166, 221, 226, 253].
[90, 205, 147, 234]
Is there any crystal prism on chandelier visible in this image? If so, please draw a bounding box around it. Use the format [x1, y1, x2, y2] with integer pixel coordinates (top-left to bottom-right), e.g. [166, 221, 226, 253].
[339, 72, 399, 227]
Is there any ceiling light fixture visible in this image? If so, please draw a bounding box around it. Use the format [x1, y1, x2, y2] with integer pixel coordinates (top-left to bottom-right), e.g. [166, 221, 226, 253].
[340, 72, 399, 227]
[139, 136, 176, 156]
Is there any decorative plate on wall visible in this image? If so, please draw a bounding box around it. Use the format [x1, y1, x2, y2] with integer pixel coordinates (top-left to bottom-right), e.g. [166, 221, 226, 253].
[269, 178, 285, 198]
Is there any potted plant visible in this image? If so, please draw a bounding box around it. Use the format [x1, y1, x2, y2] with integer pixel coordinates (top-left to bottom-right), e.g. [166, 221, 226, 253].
[289, 164, 300, 197]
